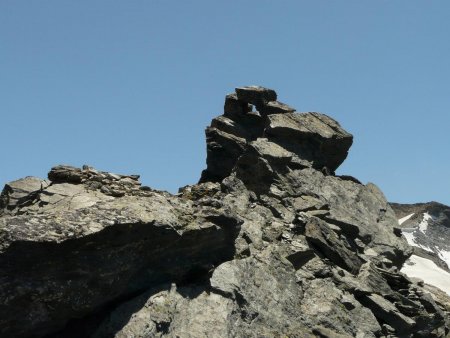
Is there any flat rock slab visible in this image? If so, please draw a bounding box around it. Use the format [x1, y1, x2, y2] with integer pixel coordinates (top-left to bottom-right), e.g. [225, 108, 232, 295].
[0, 176, 50, 212]
[305, 217, 363, 274]
[359, 294, 416, 334]
[0, 190, 241, 338]
[258, 100, 296, 115]
[265, 112, 353, 172]
[235, 86, 277, 105]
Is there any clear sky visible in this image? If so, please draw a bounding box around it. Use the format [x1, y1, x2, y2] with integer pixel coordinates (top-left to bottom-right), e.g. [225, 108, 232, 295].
[1, 1, 449, 205]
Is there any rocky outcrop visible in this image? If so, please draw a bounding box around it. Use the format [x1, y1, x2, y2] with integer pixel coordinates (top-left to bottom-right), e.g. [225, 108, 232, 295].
[0, 87, 448, 337]
[0, 166, 241, 337]
[200, 86, 353, 183]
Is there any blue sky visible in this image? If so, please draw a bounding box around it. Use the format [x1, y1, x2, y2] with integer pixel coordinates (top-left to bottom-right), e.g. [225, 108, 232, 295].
[1, 1, 449, 205]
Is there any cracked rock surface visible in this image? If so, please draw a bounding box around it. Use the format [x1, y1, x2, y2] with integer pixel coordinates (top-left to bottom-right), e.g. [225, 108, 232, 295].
[1, 86, 449, 338]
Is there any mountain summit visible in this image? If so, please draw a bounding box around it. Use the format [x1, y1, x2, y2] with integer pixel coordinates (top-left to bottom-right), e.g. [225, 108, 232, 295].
[0, 87, 448, 337]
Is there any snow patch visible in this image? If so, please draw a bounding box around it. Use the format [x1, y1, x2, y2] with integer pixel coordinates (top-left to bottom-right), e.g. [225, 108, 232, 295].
[399, 213, 434, 253]
[418, 212, 432, 233]
[398, 213, 414, 225]
[401, 229, 433, 252]
[438, 250, 450, 268]
[402, 231, 416, 247]
[401, 255, 450, 296]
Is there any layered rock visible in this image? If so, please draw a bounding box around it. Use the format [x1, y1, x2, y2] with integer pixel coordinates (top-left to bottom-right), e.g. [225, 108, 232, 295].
[200, 86, 353, 183]
[0, 166, 241, 337]
[0, 87, 448, 337]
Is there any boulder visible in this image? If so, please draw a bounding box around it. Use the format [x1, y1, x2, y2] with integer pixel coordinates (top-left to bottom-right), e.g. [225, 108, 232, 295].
[305, 217, 364, 274]
[358, 294, 416, 334]
[258, 100, 296, 115]
[265, 112, 353, 172]
[0, 176, 49, 213]
[235, 85, 277, 105]
[199, 127, 247, 183]
[223, 93, 251, 117]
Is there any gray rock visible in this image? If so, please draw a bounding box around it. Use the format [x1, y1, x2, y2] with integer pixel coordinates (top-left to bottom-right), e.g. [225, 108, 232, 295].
[278, 168, 412, 270]
[289, 195, 327, 212]
[0, 86, 448, 338]
[210, 254, 310, 336]
[359, 294, 416, 334]
[357, 262, 393, 296]
[48, 165, 84, 183]
[258, 100, 296, 116]
[0, 171, 241, 337]
[301, 278, 381, 337]
[199, 127, 247, 183]
[232, 138, 310, 195]
[224, 93, 251, 117]
[210, 115, 253, 140]
[0, 176, 49, 213]
[93, 285, 235, 338]
[235, 86, 277, 105]
[200, 90, 353, 184]
[265, 112, 353, 172]
[305, 217, 364, 274]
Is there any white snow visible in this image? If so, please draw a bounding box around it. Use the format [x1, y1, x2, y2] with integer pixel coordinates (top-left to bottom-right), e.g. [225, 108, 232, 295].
[398, 212, 450, 296]
[438, 250, 450, 268]
[399, 213, 433, 252]
[398, 213, 415, 225]
[401, 229, 433, 252]
[418, 212, 432, 233]
[401, 255, 450, 296]
[402, 230, 416, 247]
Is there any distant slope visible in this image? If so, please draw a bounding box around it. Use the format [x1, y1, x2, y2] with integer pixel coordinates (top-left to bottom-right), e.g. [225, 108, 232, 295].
[391, 201, 450, 295]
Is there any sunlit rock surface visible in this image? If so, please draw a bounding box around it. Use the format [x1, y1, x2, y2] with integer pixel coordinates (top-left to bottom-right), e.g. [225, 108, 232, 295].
[0, 87, 448, 338]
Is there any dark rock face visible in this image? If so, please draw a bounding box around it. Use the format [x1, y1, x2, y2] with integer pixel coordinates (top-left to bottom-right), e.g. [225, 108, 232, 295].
[265, 112, 353, 172]
[0, 166, 241, 338]
[0, 87, 448, 338]
[235, 86, 277, 106]
[200, 86, 352, 183]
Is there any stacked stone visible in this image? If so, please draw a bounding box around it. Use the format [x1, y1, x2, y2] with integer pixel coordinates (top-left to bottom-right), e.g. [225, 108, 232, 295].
[48, 165, 145, 197]
[200, 85, 353, 184]
[235, 86, 295, 115]
[0, 166, 152, 216]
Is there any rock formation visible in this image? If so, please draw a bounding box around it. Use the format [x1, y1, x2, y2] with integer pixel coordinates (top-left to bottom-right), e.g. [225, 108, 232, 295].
[393, 201, 450, 272]
[391, 202, 450, 299]
[0, 86, 449, 338]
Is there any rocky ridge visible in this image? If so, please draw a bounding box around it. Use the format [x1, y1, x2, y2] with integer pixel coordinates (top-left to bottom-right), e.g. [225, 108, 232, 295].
[392, 202, 450, 269]
[391, 202, 450, 298]
[0, 86, 449, 337]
